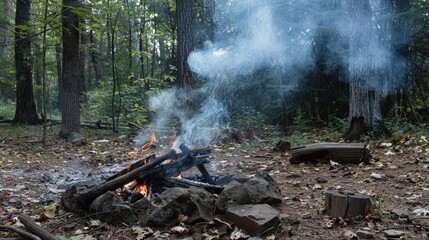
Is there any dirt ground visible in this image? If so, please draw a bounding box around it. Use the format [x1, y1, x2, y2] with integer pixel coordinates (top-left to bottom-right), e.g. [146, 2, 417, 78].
[0, 123, 428, 239]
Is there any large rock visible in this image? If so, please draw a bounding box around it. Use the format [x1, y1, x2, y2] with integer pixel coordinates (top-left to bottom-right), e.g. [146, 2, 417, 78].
[216, 173, 282, 212]
[89, 191, 138, 226]
[215, 181, 251, 213]
[244, 177, 282, 205]
[142, 187, 214, 226]
[226, 204, 280, 235]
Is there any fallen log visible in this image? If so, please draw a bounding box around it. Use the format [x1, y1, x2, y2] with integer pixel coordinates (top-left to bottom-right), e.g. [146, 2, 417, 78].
[290, 142, 370, 164]
[18, 214, 59, 240]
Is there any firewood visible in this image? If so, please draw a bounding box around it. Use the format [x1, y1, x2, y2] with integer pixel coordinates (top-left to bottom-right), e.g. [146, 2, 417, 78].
[160, 178, 224, 194]
[17, 214, 59, 240]
[73, 149, 177, 210]
[325, 190, 371, 218]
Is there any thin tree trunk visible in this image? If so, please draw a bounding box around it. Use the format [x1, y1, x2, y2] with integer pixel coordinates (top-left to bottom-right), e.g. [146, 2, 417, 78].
[14, 0, 40, 124]
[56, 44, 63, 110]
[42, 0, 49, 145]
[60, 0, 81, 137]
[89, 29, 101, 87]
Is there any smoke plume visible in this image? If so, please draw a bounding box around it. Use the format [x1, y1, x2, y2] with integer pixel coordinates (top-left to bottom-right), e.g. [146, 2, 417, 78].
[142, 0, 406, 148]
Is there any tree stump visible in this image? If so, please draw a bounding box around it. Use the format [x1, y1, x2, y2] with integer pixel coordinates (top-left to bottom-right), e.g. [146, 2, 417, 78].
[325, 190, 371, 218]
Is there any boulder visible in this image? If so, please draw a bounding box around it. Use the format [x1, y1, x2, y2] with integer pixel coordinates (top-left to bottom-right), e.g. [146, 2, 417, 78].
[142, 187, 214, 226]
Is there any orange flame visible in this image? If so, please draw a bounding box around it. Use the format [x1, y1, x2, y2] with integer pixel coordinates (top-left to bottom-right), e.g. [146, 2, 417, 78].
[141, 132, 157, 151]
[134, 182, 148, 197]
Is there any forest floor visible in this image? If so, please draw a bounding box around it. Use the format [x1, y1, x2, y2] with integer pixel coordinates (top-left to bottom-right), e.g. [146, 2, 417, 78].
[0, 122, 428, 239]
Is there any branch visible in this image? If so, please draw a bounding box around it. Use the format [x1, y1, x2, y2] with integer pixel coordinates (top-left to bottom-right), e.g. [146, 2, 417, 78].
[17, 214, 59, 240]
[0, 225, 41, 240]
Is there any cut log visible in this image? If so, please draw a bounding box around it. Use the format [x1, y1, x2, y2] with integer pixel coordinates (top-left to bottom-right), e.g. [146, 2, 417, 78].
[325, 190, 371, 218]
[18, 214, 59, 240]
[290, 142, 370, 164]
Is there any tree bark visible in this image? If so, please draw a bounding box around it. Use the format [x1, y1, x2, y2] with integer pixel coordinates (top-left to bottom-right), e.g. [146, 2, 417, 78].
[14, 0, 40, 124]
[344, 0, 389, 140]
[176, 0, 195, 116]
[0, 0, 12, 54]
[60, 0, 81, 138]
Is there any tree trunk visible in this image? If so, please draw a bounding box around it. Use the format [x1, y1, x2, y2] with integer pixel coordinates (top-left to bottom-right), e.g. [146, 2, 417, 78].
[176, 0, 194, 116]
[139, 0, 146, 80]
[60, 0, 81, 138]
[0, 0, 12, 54]
[89, 29, 101, 87]
[56, 44, 63, 110]
[344, 0, 389, 140]
[14, 0, 40, 124]
[79, 17, 88, 95]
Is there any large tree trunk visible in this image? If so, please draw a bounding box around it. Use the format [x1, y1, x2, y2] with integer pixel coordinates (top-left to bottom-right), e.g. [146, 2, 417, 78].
[344, 0, 389, 140]
[176, 0, 194, 116]
[60, 0, 81, 138]
[14, 0, 40, 124]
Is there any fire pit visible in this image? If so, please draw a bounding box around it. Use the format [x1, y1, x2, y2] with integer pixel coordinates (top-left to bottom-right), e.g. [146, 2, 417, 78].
[60, 137, 283, 235]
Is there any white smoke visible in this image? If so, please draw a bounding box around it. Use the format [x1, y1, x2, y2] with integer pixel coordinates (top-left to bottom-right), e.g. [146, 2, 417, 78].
[142, 0, 406, 147]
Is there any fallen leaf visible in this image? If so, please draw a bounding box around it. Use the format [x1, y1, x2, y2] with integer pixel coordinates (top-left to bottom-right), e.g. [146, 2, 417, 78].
[170, 226, 188, 234]
[132, 226, 153, 240]
[230, 227, 249, 240]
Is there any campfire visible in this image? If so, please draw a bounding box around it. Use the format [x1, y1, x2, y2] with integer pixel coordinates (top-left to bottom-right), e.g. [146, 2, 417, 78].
[60, 130, 283, 235]
[61, 139, 223, 212]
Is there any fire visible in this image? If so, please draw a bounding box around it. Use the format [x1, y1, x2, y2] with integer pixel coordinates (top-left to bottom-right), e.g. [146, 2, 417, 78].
[128, 132, 157, 156]
[123, 180, 148, 197]
[134, 183, 148, 196]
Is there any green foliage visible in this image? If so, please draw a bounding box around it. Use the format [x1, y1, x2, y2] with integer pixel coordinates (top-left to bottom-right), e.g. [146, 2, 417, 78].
[82, 76, 171, 125]
[229, 107, 270, 131]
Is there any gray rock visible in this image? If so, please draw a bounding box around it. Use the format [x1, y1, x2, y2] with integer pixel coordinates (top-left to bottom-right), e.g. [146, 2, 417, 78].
[383, 229, 405, 238]
[215, 181, 251, 213]
[69, 132, 86, 146]
[226, 204, 280, 235]
[216, 174, 282, 213]
[404, 140, 414, 146]
[131, 197, 150, 215]
[142, 187, 214, 226]
[316, 176, 328, 183]
[90, 191, 138, 226]
[391, 208, 409, 218]
[356, 229, 375, 239]
[244, 177, 282, 205]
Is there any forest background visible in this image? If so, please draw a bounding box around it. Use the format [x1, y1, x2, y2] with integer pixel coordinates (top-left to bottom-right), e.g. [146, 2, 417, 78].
[0, 0, 428, 143]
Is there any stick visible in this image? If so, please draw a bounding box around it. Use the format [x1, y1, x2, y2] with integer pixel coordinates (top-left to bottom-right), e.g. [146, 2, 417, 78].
[18, 214, 58, 240]
[0, 225, 41, 240]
